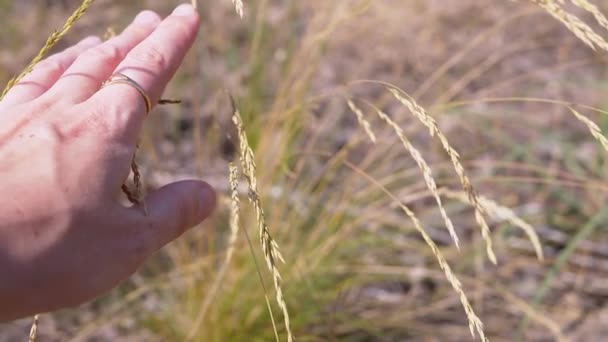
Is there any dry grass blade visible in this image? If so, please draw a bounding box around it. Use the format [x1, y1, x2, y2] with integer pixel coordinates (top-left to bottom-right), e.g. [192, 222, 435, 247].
[28, 315, 39, 342]
[529, 0, 608, 52]
[387, 87, 497, 264]
[346, 161, 487, 342]
[186, 163, 242, 340]
[570, 0, 608, 31]
[440, 189, 544, 261]
[348, 100, 377, 143]
[353, 101, 460, 249]
[567, 106, 608, 152]
[231, 100, 293, 342]
[1, 0, 95, 99]
[232, 0, 245, 18]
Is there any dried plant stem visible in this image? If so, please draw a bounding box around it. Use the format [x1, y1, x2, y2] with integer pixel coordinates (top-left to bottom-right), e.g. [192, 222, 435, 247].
[345, 161, 487, 342]
[1, 0, 95, 99]
[232, 0, 245, 18]
[567, 106, 608, 152]
[28, 315, 39, 342]
[388, 87, 497, 264]
[352, 100, 460, 249]
[570, 0, 608, 31]
[529, 0, 608, 52]
[348, 100, 377, 143]
[232, 101, 293, 342]
[440, 189, 544, 261]
[187, 163, 242, 340]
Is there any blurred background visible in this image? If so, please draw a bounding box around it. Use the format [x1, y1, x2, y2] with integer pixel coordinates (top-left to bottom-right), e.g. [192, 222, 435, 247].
[2, 0, 608, 341]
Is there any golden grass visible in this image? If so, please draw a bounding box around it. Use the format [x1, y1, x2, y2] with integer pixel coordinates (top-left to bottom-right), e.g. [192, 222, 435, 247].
[28, 315, 39, 342]
[352, 101, 460, 249]
[232, 0, 245, 18]
[346, 161, 488, 342]
[387, 87, 498, 264]
[348, 99, 377, 143]
[0, 0, 95, 99]
[570, 0, 608, 31]
[186, 163, 242, 340]
[529, 0, 608, 52]
[232, 102, 293, 342]
[567, 106, 608, 152]
[440, 189, 544, 261]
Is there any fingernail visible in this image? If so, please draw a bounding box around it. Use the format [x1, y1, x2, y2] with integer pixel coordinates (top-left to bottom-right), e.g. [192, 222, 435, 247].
[198, 185, 217, 217]
[173, 4, 196, 16]
[134, 10, 160, 24]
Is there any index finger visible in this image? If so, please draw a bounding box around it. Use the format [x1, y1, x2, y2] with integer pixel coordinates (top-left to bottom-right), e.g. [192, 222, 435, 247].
[90, 4, 200, 143]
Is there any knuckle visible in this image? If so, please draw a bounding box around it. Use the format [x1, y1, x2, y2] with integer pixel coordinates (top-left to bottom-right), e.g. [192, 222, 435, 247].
[34, 59, 65, 77]
[127, 45, 167, 70]
[86, 43, 122, 65]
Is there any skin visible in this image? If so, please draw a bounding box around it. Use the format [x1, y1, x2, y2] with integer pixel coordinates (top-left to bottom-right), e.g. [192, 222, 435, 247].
[0, 4, 216, 321]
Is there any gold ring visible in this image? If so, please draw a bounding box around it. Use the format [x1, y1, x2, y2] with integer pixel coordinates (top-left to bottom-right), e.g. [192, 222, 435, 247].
[102, 73, 152, 114]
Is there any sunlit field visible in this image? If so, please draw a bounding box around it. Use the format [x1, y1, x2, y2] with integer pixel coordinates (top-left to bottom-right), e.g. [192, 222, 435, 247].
[2, 0, 608, 341]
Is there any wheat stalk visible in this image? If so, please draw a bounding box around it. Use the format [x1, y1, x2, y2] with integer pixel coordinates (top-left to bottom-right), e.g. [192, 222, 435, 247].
[1, 0, 95, 99]
[388, 87, 497, 264]
[529, 0, 608, 52]
[231, 100, 293, 342]
[440, 189, 544, 260]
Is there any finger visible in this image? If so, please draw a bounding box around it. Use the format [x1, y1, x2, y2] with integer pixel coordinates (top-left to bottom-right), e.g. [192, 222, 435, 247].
[0, 36, 101, 108]
[129, 181, 216, 256]
[45, 10, 161, 104]
[89, 4, 200, 144]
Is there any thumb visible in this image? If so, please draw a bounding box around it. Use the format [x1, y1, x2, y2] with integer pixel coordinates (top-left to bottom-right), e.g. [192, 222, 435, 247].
[138, 180, 216, 252]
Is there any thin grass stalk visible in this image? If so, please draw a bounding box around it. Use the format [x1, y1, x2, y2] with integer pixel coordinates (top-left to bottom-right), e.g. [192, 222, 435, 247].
[28, 315, 39, 342]
[232, 0, 245, 18]
[567, 106, 608, 152]
[388, 87, 497, 264]
[353, 100, 460, 248]
[440, 189, 544, 260]
[570, 0, 608, 31]
[529, 0, 608, 51]
[348, 100, 377, 143]
[1, 0, 95, 99]
[232, 101, 293, 342]
[186, 163, 242, 340]
[345, 160, 488, 342]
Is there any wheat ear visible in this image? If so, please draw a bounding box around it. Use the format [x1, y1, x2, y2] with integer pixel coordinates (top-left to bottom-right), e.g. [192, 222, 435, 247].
[231, 100, 293, 342]
[1, 0, 95, 99]
[388, 87, 497, 264]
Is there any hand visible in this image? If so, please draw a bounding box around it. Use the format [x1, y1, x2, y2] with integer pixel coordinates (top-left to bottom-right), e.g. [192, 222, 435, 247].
[0, 4, 216, 320]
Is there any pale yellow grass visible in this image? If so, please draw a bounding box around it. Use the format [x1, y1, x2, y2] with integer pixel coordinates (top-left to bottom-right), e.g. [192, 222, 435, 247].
[388, 87, 498, 264]
[567, 106, 608, 152]
[440, 189, 544, 261]
[186, 163, 242, 340]
[351, 100, 460, 249]
[346, 161, 488, 342]
[529, 0, 608, 51]
[232, 105, 293, 342]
